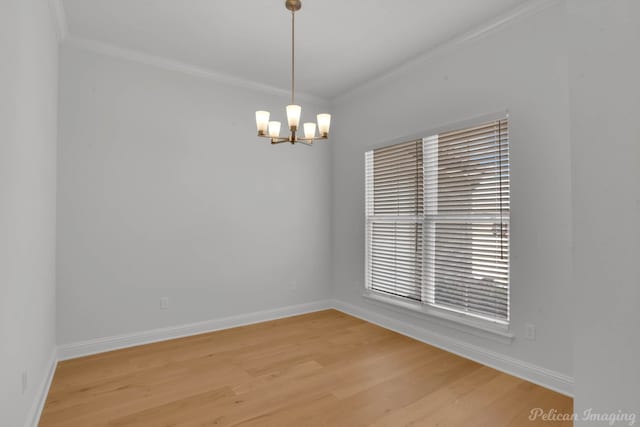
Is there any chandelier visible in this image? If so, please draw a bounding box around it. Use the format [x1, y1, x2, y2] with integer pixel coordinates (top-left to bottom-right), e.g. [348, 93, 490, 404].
[255, 0, 331, 145]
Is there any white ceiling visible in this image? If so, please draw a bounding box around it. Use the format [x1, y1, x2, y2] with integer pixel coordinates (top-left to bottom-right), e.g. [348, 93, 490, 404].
[61, 0, 528, 99]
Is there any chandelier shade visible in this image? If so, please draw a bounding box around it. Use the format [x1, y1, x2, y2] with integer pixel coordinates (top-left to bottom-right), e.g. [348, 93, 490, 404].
[303, 122, 316, 139]
[254, 0, 331, 146]
[286, 105, 302, 129]
[255, 111, 270, 135]
[268, 121, 281, 138]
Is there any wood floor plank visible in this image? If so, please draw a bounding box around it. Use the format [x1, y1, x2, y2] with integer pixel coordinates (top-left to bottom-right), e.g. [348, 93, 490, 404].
[39, 310, 572, 426]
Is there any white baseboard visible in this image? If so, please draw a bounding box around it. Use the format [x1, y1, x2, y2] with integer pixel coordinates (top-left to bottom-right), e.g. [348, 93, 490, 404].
[25, 347, 58, 427]
[331, 299, 574, 397]
[57, 300, 333, 361]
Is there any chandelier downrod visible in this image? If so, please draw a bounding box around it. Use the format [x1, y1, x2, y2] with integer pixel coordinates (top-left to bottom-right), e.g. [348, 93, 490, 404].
[254, 0, 331, 146]
[291, 8, 295, 105]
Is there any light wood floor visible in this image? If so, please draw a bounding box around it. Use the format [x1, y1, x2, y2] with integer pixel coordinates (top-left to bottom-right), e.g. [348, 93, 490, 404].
[40, 310, 572, 426]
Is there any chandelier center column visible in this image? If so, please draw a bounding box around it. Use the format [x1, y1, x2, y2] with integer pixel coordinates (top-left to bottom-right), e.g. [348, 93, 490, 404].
[291, 9, 295, 105]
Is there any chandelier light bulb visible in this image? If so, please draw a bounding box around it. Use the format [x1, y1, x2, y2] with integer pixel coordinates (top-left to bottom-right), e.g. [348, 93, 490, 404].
[286, 105, 302, 130]
[255, 110, 270, 134]
[268, 121, 281, 138]
[317, 114, 331, 137]
[303, 122, 316, 139]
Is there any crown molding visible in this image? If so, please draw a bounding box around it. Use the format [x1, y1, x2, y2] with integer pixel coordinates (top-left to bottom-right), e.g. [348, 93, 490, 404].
[63, 36, 329, 106]
[47, 0, 68, 41]
[332, 0, 560, 104]
[57, 0, 556, 106]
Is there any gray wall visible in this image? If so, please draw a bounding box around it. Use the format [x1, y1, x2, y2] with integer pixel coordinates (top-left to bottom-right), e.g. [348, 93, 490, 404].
[56, 46, 333, 344]
[568, 0, 640, 422]
[0, 0, 59, 425]
[331, 2, 573, 378]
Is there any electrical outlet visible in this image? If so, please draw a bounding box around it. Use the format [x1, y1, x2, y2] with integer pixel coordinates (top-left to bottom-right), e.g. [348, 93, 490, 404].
[21, 371, 27, 394]
[525, 323, 536, 341]
[160, 297, 169, 310]
[290, 280, 298, 291]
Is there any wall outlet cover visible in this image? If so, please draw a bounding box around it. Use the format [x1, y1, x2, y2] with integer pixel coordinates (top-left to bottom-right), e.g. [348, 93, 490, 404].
[525, 323, 536, 341]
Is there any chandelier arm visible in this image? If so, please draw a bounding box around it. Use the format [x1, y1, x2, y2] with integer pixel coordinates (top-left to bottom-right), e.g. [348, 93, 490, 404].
[258, 135, 327, 144]
[257, 134, 287, 143]
[299, 136, 328, 142]
[270, 137, 291, 144]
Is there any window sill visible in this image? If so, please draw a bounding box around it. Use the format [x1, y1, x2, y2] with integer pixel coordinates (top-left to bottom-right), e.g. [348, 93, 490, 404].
[362, 291, 515, 343]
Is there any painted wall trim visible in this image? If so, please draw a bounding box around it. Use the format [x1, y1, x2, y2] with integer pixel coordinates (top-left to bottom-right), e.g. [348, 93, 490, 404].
[57, 0, 557, 105]
[25, 348, 58, 427]
[47, 0, 68, 41]
[63, 37, 328, 105]
[57, 300, 333, 361]
[333, 0, 560, 104]
[332, 299, 574, 397]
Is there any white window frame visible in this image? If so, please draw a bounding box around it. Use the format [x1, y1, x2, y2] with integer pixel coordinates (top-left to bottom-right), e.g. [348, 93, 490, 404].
[364, 111, 512, 340]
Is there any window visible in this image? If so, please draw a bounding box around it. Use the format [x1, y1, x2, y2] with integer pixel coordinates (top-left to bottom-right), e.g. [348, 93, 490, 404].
[365, 118, 510, 325]
[365, 140, 424, 301]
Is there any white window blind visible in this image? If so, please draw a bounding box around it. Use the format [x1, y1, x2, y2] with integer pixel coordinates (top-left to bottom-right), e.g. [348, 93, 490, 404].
[365, 140, 423, 301]
[365, 118, 510, 324]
